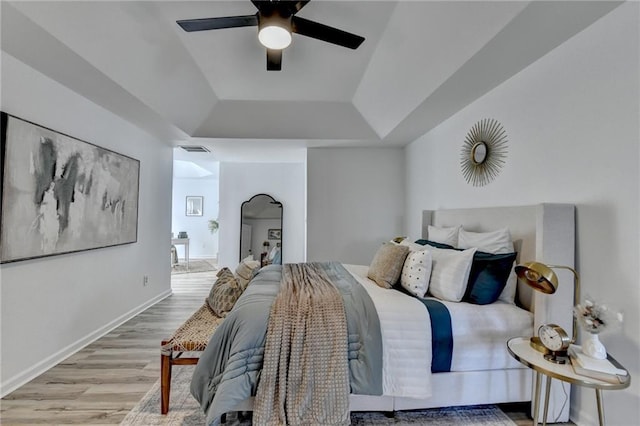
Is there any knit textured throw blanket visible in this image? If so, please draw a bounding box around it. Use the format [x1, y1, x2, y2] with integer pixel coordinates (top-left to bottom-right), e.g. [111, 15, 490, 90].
[254, 263, 350, 426]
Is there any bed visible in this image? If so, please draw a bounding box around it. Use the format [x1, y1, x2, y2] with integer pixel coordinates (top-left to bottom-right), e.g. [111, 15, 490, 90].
[191, 203, 575, 425]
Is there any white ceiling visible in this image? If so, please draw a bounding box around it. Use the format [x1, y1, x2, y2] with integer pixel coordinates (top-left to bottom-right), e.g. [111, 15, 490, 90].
[1, 1, 621, 163]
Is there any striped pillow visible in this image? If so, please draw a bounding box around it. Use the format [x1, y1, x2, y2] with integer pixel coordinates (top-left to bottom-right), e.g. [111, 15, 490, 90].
[427, 246, 477, 302]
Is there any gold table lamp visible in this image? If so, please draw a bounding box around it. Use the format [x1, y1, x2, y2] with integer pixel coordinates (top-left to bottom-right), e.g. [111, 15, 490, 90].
[515, 261, 580, 351]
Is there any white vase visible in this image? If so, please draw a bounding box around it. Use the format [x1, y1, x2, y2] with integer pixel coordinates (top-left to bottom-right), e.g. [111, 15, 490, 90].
[582, 332, 607, 359]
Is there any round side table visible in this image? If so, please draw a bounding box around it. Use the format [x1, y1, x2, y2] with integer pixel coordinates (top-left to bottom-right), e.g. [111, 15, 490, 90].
[507, 337, 630, 425]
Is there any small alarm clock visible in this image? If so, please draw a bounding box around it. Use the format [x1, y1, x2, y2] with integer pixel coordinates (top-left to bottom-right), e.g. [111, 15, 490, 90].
[537, 324, 571, 364]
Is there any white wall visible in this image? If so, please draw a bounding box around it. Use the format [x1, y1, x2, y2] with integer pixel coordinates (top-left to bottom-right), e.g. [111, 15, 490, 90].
[218, 162, 306, 269]
[0, 52, 173, 395]
[171, 176, 219, 259]
[405, 4, 639, 425]
[307, 148, 405, 265]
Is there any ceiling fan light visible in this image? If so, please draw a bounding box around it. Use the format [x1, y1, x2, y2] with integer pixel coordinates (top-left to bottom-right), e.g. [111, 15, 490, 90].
[258, 25, 291, 50]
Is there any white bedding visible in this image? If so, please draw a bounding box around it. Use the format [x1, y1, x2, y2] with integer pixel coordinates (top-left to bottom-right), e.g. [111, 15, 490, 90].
[435, 298, 533, 371]
[344, 263, 533, 395]
[344, 264, 433, 399]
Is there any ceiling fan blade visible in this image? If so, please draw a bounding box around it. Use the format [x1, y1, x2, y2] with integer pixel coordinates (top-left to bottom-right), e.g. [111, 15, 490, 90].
[267, 49, 282, 71]
[292, 16, 364, 49]
[177, 14, 258, 32]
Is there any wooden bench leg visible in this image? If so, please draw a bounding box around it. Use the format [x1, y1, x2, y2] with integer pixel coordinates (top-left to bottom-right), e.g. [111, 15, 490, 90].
[161, 352, 172, 414]
[159, 305, 223, 414]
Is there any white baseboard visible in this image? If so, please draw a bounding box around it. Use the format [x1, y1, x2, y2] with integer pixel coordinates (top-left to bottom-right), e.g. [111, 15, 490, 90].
[0, 289, 172, 398]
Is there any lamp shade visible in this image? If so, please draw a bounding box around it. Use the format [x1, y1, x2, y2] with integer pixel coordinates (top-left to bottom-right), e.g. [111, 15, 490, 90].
[258, 25, 291, 49]
[515, 261, 580, 346]
[515, 261, 558, 294]
[258, 12, 292, 50]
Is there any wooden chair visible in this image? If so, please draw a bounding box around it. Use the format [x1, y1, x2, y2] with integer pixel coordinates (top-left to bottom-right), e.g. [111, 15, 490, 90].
[160, 303, 224, 414]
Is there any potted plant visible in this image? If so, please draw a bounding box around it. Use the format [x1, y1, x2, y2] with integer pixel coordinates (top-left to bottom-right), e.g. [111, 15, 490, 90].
[208, 219, 219, 234]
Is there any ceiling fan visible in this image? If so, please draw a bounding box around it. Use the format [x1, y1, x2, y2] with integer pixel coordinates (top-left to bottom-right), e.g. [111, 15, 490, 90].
[177, 0, 365, 71]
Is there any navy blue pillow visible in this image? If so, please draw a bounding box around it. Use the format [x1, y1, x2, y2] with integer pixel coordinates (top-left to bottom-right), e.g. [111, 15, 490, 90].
[463, 252, 517, 305]
[414, 239, 516, 305]
[414, 239, 455, 250]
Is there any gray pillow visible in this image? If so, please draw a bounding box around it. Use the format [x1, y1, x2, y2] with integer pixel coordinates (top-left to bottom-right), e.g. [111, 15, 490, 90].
[367, 242, 410, 289]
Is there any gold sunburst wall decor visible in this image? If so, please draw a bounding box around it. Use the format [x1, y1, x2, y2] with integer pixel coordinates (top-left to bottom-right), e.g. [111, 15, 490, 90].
[460, 118, 508, 186]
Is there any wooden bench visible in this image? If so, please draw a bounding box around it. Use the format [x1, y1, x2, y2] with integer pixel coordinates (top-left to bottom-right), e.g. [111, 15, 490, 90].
[160, 302, 224, 414]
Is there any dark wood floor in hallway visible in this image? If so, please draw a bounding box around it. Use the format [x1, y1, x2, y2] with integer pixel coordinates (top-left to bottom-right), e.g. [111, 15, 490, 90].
[1, 267, 569, 425]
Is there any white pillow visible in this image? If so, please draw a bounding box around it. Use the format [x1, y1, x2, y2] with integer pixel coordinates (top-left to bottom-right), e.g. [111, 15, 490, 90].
[428, 225, 460, 247]
[400, 249, 432, 298]
[458, 227, 514, 254]
[268, 246, 280, 260]
[498, 262, 518, 304]
[427, 246, 477, 302]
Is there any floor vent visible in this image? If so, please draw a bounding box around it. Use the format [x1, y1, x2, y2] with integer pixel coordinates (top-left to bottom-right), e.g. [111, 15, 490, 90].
[179, 145, 210, 153]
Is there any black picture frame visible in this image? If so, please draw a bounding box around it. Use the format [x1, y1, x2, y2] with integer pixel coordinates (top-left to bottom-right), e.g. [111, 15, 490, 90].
[268, 228, 281, 240]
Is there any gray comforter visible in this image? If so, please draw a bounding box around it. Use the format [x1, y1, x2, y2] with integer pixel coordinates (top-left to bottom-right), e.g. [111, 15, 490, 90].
[191, 262, 383, 426]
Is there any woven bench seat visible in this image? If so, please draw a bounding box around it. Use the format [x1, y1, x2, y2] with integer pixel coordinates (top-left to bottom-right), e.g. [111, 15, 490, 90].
[160, 302, 224, 414]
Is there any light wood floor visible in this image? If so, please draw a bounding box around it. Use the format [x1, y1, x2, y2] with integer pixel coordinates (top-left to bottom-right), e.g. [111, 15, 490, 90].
[0, 268, 212, 424]
[1, 267, 570, 425]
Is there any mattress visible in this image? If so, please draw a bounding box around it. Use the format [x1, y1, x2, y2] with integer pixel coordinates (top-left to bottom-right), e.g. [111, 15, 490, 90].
[344, 264, 533, 375]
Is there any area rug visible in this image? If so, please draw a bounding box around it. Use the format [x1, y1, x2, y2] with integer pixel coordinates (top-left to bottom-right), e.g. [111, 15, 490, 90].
[171, 260, 217, 275]
[120, 366, 517, 425]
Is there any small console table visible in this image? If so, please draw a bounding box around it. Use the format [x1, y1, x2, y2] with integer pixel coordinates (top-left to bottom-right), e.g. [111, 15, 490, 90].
[171, 238, 190, 271]
[507, 337, 630, 426]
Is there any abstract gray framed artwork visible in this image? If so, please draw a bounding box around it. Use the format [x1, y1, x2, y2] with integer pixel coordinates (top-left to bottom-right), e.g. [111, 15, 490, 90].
[0, 112, 140, 263]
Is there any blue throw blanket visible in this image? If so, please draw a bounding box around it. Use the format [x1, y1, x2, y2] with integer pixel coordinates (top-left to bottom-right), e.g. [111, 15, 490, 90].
[190, 263, 383, 426]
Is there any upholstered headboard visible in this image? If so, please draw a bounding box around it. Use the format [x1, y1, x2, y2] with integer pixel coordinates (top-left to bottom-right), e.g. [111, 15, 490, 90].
[421, 204, 575, 333]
